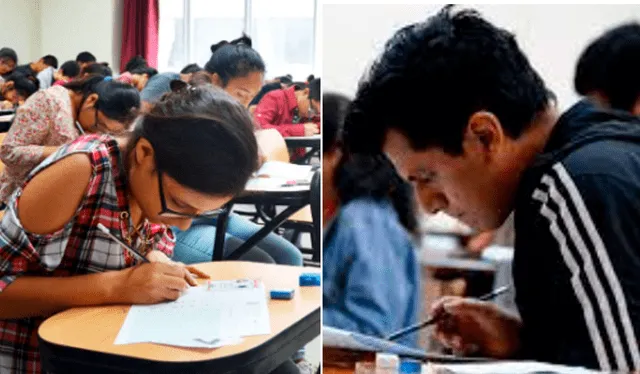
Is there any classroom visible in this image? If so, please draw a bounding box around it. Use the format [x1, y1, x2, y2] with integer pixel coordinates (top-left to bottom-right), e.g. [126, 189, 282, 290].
[0, 0, 321, 373]
[322, 3, 640, 374]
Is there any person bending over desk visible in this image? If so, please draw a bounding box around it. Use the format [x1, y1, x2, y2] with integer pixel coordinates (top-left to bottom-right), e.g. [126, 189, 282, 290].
[0, 86, 290, 374]
[0, 75, 140, 204]
[0, 72, 39, 109]
[345, 6, 640, 371]
[170, 37, 303, 266]
[322, 92, 421, 348]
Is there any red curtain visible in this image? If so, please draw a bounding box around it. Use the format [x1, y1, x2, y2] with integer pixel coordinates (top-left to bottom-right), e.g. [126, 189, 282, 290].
[120, 0, 159, 72]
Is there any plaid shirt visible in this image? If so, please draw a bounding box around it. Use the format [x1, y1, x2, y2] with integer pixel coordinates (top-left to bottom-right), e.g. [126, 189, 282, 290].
[0, 135, 175, 373]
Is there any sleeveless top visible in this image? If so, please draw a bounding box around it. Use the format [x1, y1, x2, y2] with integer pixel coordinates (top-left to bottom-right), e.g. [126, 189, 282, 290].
[0, 134, 175, 373]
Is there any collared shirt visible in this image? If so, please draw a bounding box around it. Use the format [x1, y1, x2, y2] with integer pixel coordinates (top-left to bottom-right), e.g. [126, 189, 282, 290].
[0, 134, 174, 373]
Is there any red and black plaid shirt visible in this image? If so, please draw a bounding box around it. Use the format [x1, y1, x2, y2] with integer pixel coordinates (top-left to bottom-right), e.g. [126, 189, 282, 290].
[0, 135, 174, 373]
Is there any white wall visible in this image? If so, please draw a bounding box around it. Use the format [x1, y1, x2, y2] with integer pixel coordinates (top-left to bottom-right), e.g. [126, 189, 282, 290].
[323, 4, 640, 111]
[39, 0, 123, 71]
[0, 0, 41, 63]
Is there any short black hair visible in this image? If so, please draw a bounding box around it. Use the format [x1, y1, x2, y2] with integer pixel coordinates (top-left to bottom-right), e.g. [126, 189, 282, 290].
[131, 85, 258, 196]
[4, 72, 39, 99]
[345, 5, 550, 155]
[64, 75, 140, 126]
[0, 48, 18, 64]
[83, 62, 112, 77]
[276, 75, 293, 85]
[309, 78, 320, 101]
[180, 63, 202, 74]
[124, 55, 148, 72]
[205, 35, 265, 86]
[574, 22, 640, 112]
[130, 66, 158, 78]
[76, 51, 97, 63]
[59, 60, 80, 78]
[42, 55, 58, 69]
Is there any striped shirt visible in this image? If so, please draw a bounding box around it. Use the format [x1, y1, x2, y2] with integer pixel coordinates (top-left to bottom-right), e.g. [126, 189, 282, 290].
[514, 100, 640, 371]
[0, 134, 174, 373]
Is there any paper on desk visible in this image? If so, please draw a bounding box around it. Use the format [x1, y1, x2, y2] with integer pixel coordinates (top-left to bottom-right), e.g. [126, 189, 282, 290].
[255, 161, 313, 181]
[322, 326, 429, 359]
[115, 279, 270, 348]
[425, 361, 599, 374]
[245, 177, 310, 192]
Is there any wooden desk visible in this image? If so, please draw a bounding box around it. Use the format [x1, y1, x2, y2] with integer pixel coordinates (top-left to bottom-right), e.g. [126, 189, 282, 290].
[38, 262, 321, 374]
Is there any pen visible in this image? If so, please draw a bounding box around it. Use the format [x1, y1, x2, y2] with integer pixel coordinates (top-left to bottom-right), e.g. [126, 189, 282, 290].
[386, 285, 511, 341]
[96, 223, 149, 263]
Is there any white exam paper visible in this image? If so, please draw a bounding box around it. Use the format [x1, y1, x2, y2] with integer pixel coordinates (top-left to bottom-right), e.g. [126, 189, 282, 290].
[114, 279, 270, 348]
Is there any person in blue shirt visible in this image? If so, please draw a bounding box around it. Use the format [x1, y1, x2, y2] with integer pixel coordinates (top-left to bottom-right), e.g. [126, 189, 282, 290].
[322, 92, 422, 348]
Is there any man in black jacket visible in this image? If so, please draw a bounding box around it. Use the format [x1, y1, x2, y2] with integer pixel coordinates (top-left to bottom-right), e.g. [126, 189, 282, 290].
[344, 6, 640, 372]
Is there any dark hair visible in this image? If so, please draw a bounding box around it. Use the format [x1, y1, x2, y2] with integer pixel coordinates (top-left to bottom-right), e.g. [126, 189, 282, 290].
[574, 22, 640, 112]
[76, 51, 97, 63]
[324, 92, 418, 233]
[307, 74, 315, 83]
[124, 55, 148, 72]
[83, 62, 112, 77]
[64, 75, 140, 125]
[292, 82, 307, 91]
[309, 78, 320, 101]
[276, 75, 293, 85]
[189, 71, 213, 86]
[4, 72, 39, 99]
[204, 35, 266, 86]
[41, 55, 58, 69]
[130, 66, 158, 78]
[345, 6, 550, 155]
[180, 63, 202, 74]
[60, 60, 80, 78]
[130, 85, 258, 195]
[0, 48, 17, 64]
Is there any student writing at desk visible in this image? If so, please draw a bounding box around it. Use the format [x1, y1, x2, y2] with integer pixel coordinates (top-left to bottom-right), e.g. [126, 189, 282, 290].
[345, 6, 640, 371]
[171, 37, 303, 266]
[0, 75, 140, 204]
[322, 93, 421, 348]
[0, 72, 39, 109]
[254, 78, 321, 138]
[0, 86, 302, 374]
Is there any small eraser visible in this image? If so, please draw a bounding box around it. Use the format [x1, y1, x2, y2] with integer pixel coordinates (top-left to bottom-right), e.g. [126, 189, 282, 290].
[299, 273, 320, 286]
[270, 289, 295, 300]
[375, 352, 399, 369]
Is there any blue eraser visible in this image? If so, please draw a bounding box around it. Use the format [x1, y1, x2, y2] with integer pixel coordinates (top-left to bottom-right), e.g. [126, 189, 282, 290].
[270, 289, 295, 300]
[299, 273, 320, 286]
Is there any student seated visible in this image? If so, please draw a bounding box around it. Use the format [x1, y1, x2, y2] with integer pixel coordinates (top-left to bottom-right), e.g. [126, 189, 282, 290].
[0, 48, 17, 79]
[117, 66, 159, 91]
[322, 92, 421, 348]
[0, 86, 304, 374]
[574, 22, 640, 115]
[142, 38, 303, 266]
[0, 75, 140, 203]
[35, 55, 58, 89]
[53, 60, 81, 86]
[253, 79, 321, 137]
[76, 51, 97, 71]
[13, 54, 56, 80]
[0, 72, 39, 109]
[345, 6, 640, 371]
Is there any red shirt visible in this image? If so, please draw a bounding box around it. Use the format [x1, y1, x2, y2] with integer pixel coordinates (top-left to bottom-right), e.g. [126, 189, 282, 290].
[254, 87, 315, 137]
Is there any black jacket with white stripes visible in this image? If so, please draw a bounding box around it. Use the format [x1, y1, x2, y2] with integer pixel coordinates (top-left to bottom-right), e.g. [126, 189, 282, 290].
[514, 99, 640, 371]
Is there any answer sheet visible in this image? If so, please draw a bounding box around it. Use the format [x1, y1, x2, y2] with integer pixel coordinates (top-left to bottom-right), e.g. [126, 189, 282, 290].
[115, 279, 271, 348]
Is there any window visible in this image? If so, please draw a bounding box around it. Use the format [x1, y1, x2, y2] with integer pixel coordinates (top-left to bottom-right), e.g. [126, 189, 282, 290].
[158, 0, 318, 81]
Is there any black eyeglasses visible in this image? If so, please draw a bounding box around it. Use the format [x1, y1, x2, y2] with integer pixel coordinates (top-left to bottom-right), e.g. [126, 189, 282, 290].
[157, 170, 225, 219]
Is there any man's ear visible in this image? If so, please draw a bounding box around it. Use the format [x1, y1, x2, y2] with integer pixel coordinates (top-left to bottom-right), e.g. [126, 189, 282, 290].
[211, 73, 223, 87]
[3, 81, 14, 90]
[632, 97, 640, 117]
[83, 93, 99, 109]
[464, 111, 504, 156]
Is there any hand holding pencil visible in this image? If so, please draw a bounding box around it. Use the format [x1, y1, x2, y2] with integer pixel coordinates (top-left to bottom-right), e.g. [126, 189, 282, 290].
[429, 290, 522, 358]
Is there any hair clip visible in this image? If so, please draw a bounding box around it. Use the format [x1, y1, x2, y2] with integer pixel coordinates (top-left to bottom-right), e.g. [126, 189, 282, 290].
[103, 76, 113, 82]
